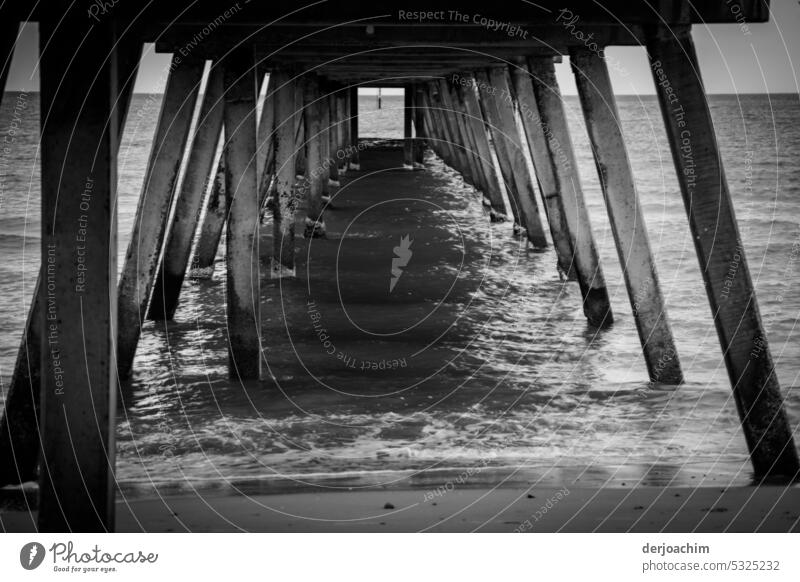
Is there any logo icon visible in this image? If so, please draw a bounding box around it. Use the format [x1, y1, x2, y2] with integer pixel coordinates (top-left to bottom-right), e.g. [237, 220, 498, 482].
[20, 542, 45, 570]
[390, 235, 413, 293]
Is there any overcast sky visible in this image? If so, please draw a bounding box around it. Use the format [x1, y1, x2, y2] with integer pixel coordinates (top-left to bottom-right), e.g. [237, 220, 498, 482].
[6, 0, 800, 95]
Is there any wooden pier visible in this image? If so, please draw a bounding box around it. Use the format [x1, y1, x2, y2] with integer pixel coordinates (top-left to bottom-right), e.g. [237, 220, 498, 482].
[0, 1, 797, 531]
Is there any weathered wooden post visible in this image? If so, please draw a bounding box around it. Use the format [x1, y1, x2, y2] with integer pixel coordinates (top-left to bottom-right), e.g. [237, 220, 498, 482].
[435, 80, 474, 182]
[320, 87, 332, 198]
[443, 80, 482, 186]
[477, 67, 548, 249]
[37, 11, 119, 532]
[419, 87, 449, 163]
[420, 85, 449, 164]
[472, 72, 524, 230]
[328, 91, 341, 185]
[147, 64, 224, 320]
[571, 49, 682, 383]
[336, 93, 348, 175]
[428, 82, 465, 173]
[348, 86, 360, 170]
[189, 159, 226, 278]
[455, 77, 508, 221]
[648, 26, 799, 477]
[412, 84, 426, 166]
[294, 78, 307, 177]
[403, 84, 414, 169]
[527, 57, 612, 327]
[0, 35, 142, 486]
[222, 46, 261, 380]
[256, 71, 276, 210]
[509, 60, 574, 277]
[272, 69, 300, 277]
[116, 55, 204, 378]
[304, 76, 326, 237]
[184, 73, 271, 281]
[0, 17, 18, 108]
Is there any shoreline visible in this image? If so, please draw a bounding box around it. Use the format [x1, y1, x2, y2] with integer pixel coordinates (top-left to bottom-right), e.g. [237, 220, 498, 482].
[3, 486, 798, 532]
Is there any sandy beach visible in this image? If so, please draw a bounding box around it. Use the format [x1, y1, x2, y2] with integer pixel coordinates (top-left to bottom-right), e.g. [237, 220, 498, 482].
[2, 485, 798, 532]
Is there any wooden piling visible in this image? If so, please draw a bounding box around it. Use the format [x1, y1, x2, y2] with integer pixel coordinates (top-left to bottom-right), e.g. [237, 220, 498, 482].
[116, 55, 204, 378]
[441, 79, 480, 186]
[571, 49, 682, 383]
[37, 14, 119, 532]
[403, 84, 414, 168]
[477, 67, 548, 249]
[509, 61, 575, 277]
[184, 73, 270, 281]
[189, 158, 226, 278]
[472, 72, 524, 230]
[335, 93, 348, 174]
[348, 86, 360, 170]
[419, 87, 447, 163]
[0, 18, 18, 108]
[648, 26, 799, 477]
[147, 64, 224, 320]
[435, 80, 474, 182]
[0, 34, 142, 487]
[427, 83, 462, 172]
[327, 92, 340, 185]
[455, 77, 508, 221]
[320, 89, 332, 196]
[256, 71, 276, 210]
[271, 70, 300, 277]
[412, 84, 426, 166]
[527, 57, 612, 327]
[304, 77, 326, 237]
[222, 47, 262, 380]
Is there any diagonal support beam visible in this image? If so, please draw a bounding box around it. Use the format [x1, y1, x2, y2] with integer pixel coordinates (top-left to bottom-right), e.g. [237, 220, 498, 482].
[527, 56, 612, 327]
[648, 26, 799, 478]
[571, 49, 682, 384]
[116, 54, 204, 378]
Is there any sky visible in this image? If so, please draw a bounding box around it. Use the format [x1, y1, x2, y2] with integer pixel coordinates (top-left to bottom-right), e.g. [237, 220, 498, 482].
[5, 0, 800, 95]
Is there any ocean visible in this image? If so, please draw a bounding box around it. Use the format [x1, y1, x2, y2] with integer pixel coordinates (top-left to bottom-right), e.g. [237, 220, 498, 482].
[1, 91, 799, 495]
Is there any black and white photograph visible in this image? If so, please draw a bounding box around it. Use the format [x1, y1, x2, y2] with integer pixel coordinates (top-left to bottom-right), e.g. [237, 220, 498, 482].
[1, 0, 799, 578]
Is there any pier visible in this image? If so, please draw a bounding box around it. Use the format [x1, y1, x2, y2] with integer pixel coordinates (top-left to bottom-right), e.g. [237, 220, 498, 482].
[0, 1, 797, 532]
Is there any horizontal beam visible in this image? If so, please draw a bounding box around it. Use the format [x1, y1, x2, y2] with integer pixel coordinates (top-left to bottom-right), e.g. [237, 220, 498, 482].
[154, 24, 647, 58]
[90, 0, 770, 33]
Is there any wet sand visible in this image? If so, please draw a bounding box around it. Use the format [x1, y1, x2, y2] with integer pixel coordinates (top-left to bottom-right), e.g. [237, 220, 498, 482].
[2, 486, 799, 532]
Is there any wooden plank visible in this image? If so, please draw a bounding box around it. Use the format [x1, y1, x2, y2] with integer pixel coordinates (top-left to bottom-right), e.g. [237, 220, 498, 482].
[37, 12, 119, 532]
[116, 54, 204, 378]
[222, 46, 261, 380]
[648, 26, 799, 478]
[527, 56, 611, 326]
[572, 49, 682, 383]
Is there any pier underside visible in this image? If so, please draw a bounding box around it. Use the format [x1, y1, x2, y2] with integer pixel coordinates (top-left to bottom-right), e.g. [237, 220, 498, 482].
[0, 0, 797, 532]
